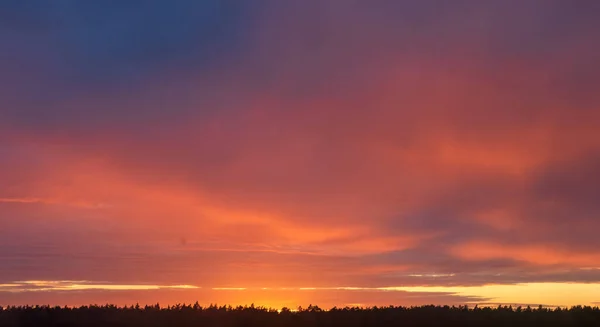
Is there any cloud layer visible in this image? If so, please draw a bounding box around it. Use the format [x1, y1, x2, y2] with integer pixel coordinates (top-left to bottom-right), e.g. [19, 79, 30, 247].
[1, 0, 599, 307]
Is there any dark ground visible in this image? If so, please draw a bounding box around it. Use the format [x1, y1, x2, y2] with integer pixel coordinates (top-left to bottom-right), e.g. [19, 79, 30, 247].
[1, 304, 599, 327]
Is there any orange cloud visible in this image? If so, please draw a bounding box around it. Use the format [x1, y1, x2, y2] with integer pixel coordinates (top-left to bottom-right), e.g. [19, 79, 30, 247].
[451, 241, 600, 267]
[1, 0, 600, 308]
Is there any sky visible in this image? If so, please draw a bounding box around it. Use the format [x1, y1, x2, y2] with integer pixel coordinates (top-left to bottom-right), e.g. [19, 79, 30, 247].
[0, 0, 599, 309]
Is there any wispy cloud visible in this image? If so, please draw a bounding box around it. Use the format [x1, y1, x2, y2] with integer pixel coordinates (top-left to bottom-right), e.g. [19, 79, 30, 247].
[0, 197, 108, 209]
[0, 281, 198, 293]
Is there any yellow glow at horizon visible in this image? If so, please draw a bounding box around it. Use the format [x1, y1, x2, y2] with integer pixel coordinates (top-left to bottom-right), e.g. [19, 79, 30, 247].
[393, 283, 600, 306]
[2, 280, 599, 307]
[64, 284, 199, 291]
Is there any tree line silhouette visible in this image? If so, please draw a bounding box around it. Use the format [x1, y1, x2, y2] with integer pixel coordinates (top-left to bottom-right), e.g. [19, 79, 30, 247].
[0, 303, 599, 327]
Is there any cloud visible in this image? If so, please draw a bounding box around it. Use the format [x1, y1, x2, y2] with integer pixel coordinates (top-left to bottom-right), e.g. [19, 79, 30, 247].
[0, 0, 599, 306]
[0, 197, 107, 209]
[0, 280, 197, 293]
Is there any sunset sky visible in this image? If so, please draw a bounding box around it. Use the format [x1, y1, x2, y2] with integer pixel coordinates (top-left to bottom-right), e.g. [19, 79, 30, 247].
[1, 0, 599, 309]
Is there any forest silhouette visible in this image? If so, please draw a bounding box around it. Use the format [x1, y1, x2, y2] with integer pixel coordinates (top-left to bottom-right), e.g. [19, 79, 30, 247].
[1, 303, 599, 327]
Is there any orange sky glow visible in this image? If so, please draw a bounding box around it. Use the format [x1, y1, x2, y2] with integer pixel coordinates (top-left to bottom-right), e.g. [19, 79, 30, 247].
[1, 0, 599, 308]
